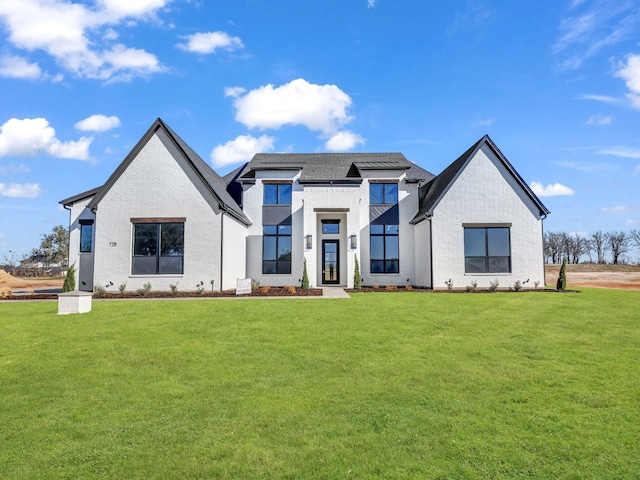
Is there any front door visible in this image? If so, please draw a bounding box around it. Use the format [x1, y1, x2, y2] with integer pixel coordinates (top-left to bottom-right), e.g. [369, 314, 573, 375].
[322, 240, 339, 284]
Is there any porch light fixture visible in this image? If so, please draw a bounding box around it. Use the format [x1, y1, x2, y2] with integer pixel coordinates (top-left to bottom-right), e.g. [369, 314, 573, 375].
[350, 234, 357, 250]
[306, 234, 313, 250]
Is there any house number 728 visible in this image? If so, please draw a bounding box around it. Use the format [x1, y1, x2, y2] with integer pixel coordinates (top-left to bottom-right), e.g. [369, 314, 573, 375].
[109, 242, 117, 247]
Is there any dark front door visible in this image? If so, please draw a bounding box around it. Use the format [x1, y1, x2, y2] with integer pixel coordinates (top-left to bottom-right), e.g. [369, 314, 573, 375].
[322, 240, 339, 284]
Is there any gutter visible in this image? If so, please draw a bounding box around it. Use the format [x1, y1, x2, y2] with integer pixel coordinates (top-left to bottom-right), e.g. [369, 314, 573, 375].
[220, 211, 224, 293]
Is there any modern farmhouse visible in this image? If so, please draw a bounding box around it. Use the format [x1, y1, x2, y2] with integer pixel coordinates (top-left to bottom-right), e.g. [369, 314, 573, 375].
[61, 118, 549, 292]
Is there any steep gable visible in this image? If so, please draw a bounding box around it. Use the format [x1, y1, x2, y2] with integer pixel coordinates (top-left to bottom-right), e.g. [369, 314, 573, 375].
[84, 118, 250, 225]
[411, 135, 549, 224]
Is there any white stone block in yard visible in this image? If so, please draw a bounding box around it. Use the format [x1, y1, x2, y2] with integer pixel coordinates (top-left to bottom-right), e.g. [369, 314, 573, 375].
[58, 291, 93, 315]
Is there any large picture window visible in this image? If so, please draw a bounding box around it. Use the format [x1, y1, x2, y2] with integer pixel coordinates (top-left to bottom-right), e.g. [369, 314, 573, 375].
[370, 224, 399, 273]
[264, 183, 292, 205]
[263, 225, 292, 274]
[132, 222, 184, 275]
[464, 227, 511, 273]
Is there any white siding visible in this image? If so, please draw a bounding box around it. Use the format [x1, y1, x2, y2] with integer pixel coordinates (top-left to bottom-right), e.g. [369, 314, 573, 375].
[430, 144, 545, 290]
[222, 213, 247, 290]
[414, 219, 431, 288]
[92, 131, 225, 293]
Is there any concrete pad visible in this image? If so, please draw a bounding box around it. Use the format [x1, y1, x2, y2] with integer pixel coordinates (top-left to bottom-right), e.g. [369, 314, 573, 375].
[58, 291, 93, 314]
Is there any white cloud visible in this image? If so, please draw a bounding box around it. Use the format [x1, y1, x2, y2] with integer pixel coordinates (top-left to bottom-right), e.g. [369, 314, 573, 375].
[615, 53, 640, 108]
[472, 118, 494, 127]
[585, 114, 612, 125]
[0, 54, 41, 79]
[325, 130, 365, 151]
[367, 0, 376, 8]
[0, 0, 169, 81]
[75, 114, 121, 132]
[210, 134, 274, 168]
[0, 117, 92, 160]
[0, 182, 41, 198]
[225, 86, 246, 98]
[0, 163, 30, 174]
[553, 2, 637, 70]
[530, 181, 575, 197]
[578, 94, 625, 105]
[229, 78, 355, 135]
[597, 146, 640, 158]
[177, 31, 244, 54]
[601, 205, 637, 214]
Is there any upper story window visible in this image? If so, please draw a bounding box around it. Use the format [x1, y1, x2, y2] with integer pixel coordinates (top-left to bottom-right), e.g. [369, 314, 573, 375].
[79, 220, 93, 253]
[264, 183, 292, 205]
[370, 183, 398, 205]
[464, 227, 511, 273]
[132, 221, 184, 275]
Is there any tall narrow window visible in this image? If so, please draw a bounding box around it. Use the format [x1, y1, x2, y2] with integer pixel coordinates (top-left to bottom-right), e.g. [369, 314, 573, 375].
[370, 224, 399, 273]
[132, 222, 184, 275]
[79, 220, 93, 253]
[370, 182, 399, 273]
[464, 227, 511, 273]
[263, 225, 292, 274]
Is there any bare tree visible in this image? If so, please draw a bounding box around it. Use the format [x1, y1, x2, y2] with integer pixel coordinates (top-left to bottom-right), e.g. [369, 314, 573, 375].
[608, 231, 631, 265]
[589, 230, 609, 264]
[544, 231, 563, 263]
[631, 229, 640, 249]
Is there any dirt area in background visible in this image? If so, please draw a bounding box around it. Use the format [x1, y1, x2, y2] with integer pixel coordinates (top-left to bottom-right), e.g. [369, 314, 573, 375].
[545, 264, 640, 291]
[3, 265, 640, 293]
[0, 269, 64, 291]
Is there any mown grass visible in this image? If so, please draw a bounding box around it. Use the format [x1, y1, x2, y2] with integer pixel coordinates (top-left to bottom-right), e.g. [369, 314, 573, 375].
[1, 289, 639, 479]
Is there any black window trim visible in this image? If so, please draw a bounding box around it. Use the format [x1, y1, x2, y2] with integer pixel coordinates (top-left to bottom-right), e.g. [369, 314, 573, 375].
[131, 221, 185, 275]
[464, 226, 512, 274]
[370, 224, 400, 274]
[79, 219, 93, 253]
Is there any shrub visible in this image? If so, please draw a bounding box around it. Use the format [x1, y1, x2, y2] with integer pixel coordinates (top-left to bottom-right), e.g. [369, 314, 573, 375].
[513, 280, 523, 292]
[353, 254, 362, 289]
[301, 259, 309, 290]
[260, 285, 271, 295]
[195, 281, 204, 295]
[118, 282, 127, 295]
[137, 282, 152, 297]
[466, 280, 478, 292]
[251, 279, 261, 290]
[385, 285, 397, 291]
[556, 258, 567, 291]
[94, 284, 106, 297]
[373, 284, 379, 290]
[62, 263, 76, 292]
[285, 285, 296, 294]
[489, 279, 499, 292]
[405, 285, 413, 291]
[445, 279, 453, 291]
[169, 282, 179, 297]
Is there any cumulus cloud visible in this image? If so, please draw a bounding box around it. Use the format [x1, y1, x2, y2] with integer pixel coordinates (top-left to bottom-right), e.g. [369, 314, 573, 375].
[229, 78, 355, 135]
[0, 118, 92, 160]
[367, 0, 376, 8]
[0, 182, 41, 198]
[615, 53, 640, 108]
[75, 114, 121, 132]
[0, 0, 169, 81]
[325, 130, 365, 151]
[0, 54, 41, 79]
[585, 114, 612, 125]
[210, 134, 274, 168]
[530, 181, 575, 197]
[177, 31, 244, 54]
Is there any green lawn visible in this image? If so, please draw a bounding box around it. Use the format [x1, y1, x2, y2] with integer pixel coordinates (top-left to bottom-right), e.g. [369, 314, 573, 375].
[1, 290, 639, 479]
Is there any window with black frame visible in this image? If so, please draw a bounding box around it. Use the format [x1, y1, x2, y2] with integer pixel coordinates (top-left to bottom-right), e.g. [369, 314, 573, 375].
[370, 182, 399, 273]
[132, 222, 184, 275]
[464, 227, 511, 273]
[262, 224, 292, 274]
[263, 183, 292, 205]
[79, 220, 93, 253]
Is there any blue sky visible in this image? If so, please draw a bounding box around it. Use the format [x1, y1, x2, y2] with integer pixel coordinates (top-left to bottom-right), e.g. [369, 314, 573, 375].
[1, 0, 639, 261]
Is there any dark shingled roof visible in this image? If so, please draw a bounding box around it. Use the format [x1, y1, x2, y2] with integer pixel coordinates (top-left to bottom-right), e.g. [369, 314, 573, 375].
[410, 135, 550, 224]
[60, 186, 103, 207]
[239, 153, 435, 184]
[64, 118, 250, 226]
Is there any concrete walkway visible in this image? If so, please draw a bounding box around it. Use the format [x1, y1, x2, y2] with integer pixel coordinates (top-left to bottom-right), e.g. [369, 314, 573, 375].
[321, 287, 351, 298]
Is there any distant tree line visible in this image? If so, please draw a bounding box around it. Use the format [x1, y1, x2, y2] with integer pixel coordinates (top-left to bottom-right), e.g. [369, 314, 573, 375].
[545, 229, 640, 265]
[1, 225, 69, 277]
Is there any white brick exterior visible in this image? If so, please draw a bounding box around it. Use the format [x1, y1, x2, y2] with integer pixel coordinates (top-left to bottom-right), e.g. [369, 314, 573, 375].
[61, 122, 547, 293]
[429, 144, 545, 290]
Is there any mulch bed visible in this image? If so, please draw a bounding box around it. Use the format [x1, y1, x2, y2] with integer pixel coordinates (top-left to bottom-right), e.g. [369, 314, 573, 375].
[1, 287, 323, 301]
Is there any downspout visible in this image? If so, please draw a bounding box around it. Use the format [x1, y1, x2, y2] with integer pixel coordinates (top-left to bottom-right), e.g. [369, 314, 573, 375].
[541, 213, 547, 287]
[428, 215, 434, 290]
[220, 211, 224, 293]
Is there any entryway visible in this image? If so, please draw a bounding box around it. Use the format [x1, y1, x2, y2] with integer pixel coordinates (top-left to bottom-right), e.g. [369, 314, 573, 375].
[322, 240, 339, 285]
